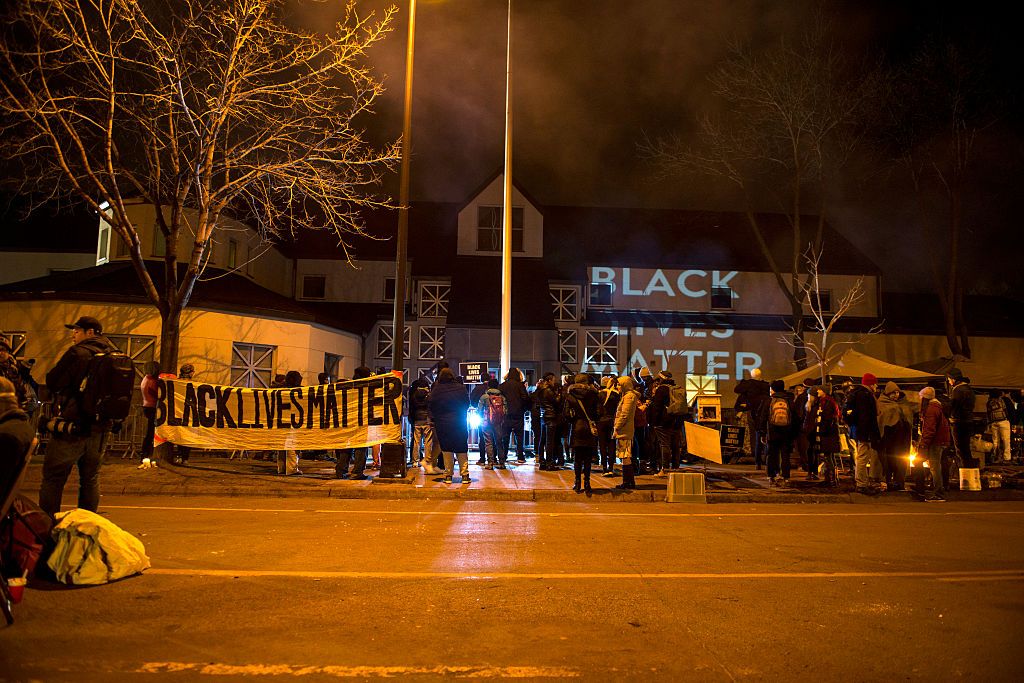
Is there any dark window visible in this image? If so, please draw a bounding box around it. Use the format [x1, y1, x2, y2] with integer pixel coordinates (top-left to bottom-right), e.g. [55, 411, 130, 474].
[301, 275, 326, 299]
[710, 287, 733, 309]
[810, 290, 832, 314]
[476, 206, 524, 252]
[384, 277, 396, 302]
[228, 239, 238, 269]
[589, 283, 612, 307]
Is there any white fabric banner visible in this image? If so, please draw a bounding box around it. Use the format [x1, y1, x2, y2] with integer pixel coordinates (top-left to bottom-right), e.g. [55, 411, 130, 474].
[154, 372, 403, 450]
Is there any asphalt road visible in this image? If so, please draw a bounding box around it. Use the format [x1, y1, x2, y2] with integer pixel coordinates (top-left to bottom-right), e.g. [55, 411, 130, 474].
[2, 497, 1023, 682]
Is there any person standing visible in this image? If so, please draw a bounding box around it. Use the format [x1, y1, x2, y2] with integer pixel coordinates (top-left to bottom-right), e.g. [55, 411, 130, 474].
[947, 368, 976, 468]
[917, 386, 951, 500]
[564, 373, 599, 494]
[734, 368, 771, 470]
[408, 377, 440, 474]
[336, 366, 373, 480]
[876, 381, 914, 492]
[39, 316, 115, 518]
[763, 380, 797, 486]
[844, 373, 882, 494]
[647, 371, 684, 477]
[476, 378, 506, 470]
[139, 361, 160, 461]
[597, 376, 620, 476]
[277, 370, 303, 476]
[0, 376, 35, 496]
[429, 368, 471, 484]
[528, 378, 545, 466]
[613, 375, 640, 490]
[498, 367, 530, 465]
[808, 388, 842, 485]
[538, 372, 563, 471]
[987, 389, 1012, 463]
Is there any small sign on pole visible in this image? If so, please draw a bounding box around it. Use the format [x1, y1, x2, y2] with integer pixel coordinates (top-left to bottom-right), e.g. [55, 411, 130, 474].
[460, 361, 489, 384]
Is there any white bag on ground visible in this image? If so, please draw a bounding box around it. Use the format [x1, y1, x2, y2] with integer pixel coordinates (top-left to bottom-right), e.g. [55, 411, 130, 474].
[47, 509, 151, 585]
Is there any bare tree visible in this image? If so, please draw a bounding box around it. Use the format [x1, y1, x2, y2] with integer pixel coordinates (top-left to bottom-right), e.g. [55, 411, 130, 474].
[780, 245, 883, 385]
[0, 0, 400, 370]
[640, 18, 874, 370]
[874, 40, 998, 359]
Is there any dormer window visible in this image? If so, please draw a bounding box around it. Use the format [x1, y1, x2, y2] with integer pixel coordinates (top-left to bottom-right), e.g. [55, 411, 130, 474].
[300, 275, 326, 300]
[477, 206, 524, 252]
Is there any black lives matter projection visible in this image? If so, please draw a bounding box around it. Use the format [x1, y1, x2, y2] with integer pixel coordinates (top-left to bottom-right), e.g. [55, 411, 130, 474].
[154, 372, 403, 450]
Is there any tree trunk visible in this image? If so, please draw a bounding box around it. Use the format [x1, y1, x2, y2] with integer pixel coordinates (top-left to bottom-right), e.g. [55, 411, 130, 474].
[159, 304, 183, 375]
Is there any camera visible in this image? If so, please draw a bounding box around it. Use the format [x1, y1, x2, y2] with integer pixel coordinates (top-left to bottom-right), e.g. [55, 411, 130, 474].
[39, 417, 81, 437]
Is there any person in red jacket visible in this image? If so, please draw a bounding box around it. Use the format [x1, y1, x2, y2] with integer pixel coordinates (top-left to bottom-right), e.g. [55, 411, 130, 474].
[917, 386, 951, 500]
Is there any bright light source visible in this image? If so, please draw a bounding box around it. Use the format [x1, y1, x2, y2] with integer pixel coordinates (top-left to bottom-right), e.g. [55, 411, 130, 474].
[467, 409, 481, 430]
[98, 200, 110, 211]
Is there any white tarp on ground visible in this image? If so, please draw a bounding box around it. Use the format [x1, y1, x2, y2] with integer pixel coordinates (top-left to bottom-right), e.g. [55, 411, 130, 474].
[908, 356, 1024, 389]
[778, 349, 940, 387]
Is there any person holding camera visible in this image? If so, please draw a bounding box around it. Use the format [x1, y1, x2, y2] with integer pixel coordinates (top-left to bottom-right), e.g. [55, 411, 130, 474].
[39, 316, 115, 518]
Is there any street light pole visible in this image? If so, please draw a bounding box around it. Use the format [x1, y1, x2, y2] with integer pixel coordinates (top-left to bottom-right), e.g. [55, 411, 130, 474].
[391, 0, 418, 375]
[500, 0, 513, 381]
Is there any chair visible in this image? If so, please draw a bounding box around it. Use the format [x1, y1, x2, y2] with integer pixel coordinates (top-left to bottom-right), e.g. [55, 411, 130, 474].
[1, 436, 37, 626]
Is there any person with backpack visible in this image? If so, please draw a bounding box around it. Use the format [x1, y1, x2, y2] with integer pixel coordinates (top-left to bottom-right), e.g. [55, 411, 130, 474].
[987, 389, 1012, 463]
[39, 316, 118, 518]
[647, 371, 685, 477]
[139, 361, 161, 462]
[917, 386, 951, 500]
[476, 378, 507, 470]
[564, 373, 600, 494]
[597, 376, 620, 476]
[876, 381, 914, 492]
[763, 380, 797, 486]
[843, 373, 883, 494]
[498, 368, 531, 465]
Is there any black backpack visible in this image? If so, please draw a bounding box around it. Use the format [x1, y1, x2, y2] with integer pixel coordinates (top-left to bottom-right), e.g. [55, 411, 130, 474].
[81, 351, 136, 422]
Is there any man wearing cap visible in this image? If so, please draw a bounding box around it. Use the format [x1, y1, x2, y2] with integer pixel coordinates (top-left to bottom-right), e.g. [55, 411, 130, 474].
[843, 373, 882, 493]
[40, 316, 115, 517]
[947, 368, 976, 468]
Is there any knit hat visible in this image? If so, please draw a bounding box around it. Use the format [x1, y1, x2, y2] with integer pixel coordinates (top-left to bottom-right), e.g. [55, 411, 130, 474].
[657, 370, 672, 381]
[861, 373, 877, 386]
[919, 386, 936, 400]
[770, 379, 785, 392]
[883, 380, 900, 396]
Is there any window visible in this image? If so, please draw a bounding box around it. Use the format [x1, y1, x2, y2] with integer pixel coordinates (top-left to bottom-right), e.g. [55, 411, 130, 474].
[115, 233, 131, 258]
[228, 239, 238, 269]
[383, 277, 396, 302]
[809, 290, 833, 314]
[476, 206, 524, 252]
[558, 329, 578, 364]
[419, 283, 450, 318]
[418, 325, 445, 360]
[550, 286, 578, 322]
[589, 283, 612, 307]
[301, 275, 327, 300]
[106, 334, 157, 379]
[0, 332, 27, 359]
[245, 243, 254, 276]
[323, 352, 342, 381]
[376, 325, 410, 360]
[97, 225, 110, 265]
[710, 286, 733, 310]
[584, 330, 619, 366]
[231, 342, 275, 388]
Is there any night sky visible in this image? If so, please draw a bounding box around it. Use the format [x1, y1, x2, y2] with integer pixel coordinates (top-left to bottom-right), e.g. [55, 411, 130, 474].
[300, 0, 1022, 294]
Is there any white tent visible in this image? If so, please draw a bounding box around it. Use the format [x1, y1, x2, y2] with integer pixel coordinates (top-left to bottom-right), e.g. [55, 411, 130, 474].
[778, 349, 941, 387]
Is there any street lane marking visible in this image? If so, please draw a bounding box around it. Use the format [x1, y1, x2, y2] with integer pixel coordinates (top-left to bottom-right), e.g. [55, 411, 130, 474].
[101, 504, 1024, 518]
[146, 568, 1024, 581]
[138, 663, 581, 678]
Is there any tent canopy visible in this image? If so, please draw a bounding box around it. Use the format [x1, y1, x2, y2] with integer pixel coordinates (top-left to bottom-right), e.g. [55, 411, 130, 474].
[908, 356, 1024, 389]
[779, 349, 940, 387]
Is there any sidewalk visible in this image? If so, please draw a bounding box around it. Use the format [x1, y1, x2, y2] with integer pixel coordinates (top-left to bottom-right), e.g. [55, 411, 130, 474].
[20, 451, 1024, 504]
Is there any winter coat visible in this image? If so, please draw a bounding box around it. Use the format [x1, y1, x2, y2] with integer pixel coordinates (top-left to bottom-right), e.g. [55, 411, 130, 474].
[538, 382, 564, 424]
[647, 380, 683, 429]
[949, 381, 975, 423]
[45, 335, 115, 422]
[734, 378, 771, 416]
[843, 384, 880, 444]
[597, 385, 620, 423]
[498, 378, 530, 419]
[477, 388, 507, 427]
[763, 390, 797, 442]
[427, 380, 470, 452]
[918, 398, 951, 449]
[564, 382, 600, 448]
[613, 388, 640, 440]
[408, 383, 431, 424]
[810, 395, 842, 453]
[877, 389, 915, 456]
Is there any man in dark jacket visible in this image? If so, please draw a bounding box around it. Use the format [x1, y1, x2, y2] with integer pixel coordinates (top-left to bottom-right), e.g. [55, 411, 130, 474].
[336, 366, 373, 480]
[498, 368, 531, 465]
[408, 377, 439, 473]
[734, 368, 771, 469]
[647, 371, 683, 476]
[40, 316, 115, 517]
[564, 374, 600, 494]
[763, 380, 798, 486]
[538, 372, 563, 470]
[947, 368, 977, 468]
[843, 373, 882, 493]
[597, 376, 620, 475]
